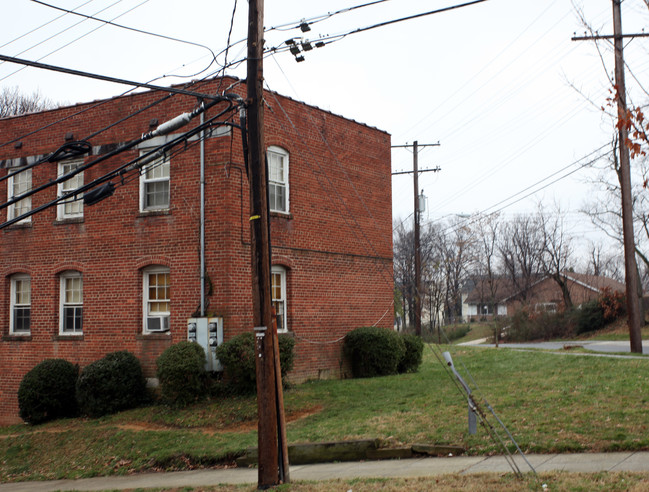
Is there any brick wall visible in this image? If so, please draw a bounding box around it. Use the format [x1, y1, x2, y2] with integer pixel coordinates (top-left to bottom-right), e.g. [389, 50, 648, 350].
[0, 78, 393, 424]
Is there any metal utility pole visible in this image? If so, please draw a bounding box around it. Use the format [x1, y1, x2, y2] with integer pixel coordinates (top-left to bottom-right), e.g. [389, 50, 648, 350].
[246, 0, 289, 487]
[612, 0, 643, 353]
[392, 142, 440, 336]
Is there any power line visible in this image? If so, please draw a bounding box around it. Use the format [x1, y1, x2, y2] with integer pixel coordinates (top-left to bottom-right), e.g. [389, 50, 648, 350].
[0, 99, 241, 228]
[269, 0, 488, 60]
[0, 0, 95, 51]
[0, 0, 147, 83]
[0, 53, 223, 99]
[30, 0, 218, 67]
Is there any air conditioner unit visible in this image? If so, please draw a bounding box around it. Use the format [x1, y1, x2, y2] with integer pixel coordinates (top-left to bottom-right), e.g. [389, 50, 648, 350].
[148, 316, 170, 332]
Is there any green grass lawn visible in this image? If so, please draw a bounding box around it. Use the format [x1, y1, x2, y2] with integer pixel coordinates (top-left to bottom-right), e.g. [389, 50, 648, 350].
[1, 346, 648, 483]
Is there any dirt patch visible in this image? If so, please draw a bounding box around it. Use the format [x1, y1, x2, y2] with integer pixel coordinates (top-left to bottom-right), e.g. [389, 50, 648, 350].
[1, 406, 325, 439]
[115, 405, 324, 435]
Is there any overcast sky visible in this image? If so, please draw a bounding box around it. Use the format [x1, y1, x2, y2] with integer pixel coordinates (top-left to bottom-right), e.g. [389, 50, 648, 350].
[2, 0, 649, 254]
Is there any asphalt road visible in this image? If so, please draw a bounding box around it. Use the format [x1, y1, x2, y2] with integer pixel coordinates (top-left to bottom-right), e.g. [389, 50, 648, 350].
[462, 338, 649, 356]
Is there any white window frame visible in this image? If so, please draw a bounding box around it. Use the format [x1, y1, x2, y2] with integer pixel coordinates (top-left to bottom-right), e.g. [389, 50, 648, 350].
[139, 151, 170, 212]
[59, 271, 83, 335]
[267, 146, 289, 214]
[57, 160, 84, 220]
[10, 274, 31, 335]
[271, 265, 288, 332]
[535, 302, 557, 313]
[143, 266, 170, 333]
[7, 167, 32, 224]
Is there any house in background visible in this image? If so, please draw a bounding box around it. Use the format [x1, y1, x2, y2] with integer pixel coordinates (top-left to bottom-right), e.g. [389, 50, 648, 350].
[0, 77, 394, 424]
[463, 272, 625, 321]
[463, 277, 511, 322]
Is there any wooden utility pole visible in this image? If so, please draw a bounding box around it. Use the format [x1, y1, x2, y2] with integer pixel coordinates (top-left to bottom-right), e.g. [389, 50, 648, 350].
[571, 2, 644, 354]
[612, 0, 643, 353]
[392, 142, 440, 336]
[412, 141, 422, 336]
[246, 0, 289, 487]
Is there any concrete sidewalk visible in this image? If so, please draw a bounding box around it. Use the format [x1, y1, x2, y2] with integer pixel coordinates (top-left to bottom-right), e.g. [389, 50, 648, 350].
[1, 452, 648, 491]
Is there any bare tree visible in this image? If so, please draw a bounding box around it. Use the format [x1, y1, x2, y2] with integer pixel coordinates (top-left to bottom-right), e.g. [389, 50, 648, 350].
[538, 203, 576, 309]
[393, 220, 415, 329]
[584, 240, 624, 280]
[437, 217, 474, 324]
[498, 213, 544, 303]
[0, 86, 54, 118]
[470, 213, 504, 343]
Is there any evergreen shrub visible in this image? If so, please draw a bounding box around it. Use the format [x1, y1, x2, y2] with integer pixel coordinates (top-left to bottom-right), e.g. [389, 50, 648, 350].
[398, 333, 424, 373]
[156, 341, 207, 406]
[344, 326, 406, 378]
[215, 332, 295, 394]
[18, 358, 79, 425]
[575, 300, 606, 335]
[76, 351, 147, 417]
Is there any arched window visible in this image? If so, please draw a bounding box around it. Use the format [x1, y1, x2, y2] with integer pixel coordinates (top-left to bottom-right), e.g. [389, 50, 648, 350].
[60, 271, 83, 334]
[271, 265, 288, 332]
[143, 266, 170, 333]
[10, 273, 31, 334]
[267, 146, 289, 214]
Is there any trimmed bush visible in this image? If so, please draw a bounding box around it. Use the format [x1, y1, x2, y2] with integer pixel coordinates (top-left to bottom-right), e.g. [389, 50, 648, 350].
[398, 333, 424, 373]
[575, 300, 606, 335]
[344, 326, 406, 378]
[18, 359, 79, 425]
[215, 332, 296, 394]
[76, 351, 147, 417]
[156, 341, 207, 406]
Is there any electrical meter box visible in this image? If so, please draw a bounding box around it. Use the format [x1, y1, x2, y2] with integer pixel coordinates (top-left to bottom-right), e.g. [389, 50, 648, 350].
[187, 317, 223, 371]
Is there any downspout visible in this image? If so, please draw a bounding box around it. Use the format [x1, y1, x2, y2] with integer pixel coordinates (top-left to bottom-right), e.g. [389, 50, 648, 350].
[200, 112, 206, 317]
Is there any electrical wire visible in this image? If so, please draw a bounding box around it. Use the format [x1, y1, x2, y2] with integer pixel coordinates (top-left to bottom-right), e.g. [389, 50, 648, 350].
[0, 95, 241, 225]
[0, 0, 95, 51]
[0, 53, 224, 99]
[30, 0, 218, 70]
[0, 0, 144, 83]
[268, 0, 393, 31]
[268, 0, 489, 56]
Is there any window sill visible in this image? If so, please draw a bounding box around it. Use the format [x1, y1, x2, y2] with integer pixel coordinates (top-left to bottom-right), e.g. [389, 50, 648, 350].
[3, 334, 32, 341]
[138, 209, 171, 218]
[136, 332, 172, 340]
[54, 218, 84, 225]
[53, 334, 84, 341]
[270, 211, 293, 220]
[4, 222, 32, 231]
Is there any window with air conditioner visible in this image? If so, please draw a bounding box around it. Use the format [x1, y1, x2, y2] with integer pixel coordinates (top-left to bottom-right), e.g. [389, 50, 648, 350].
[143, 267, 170, 333]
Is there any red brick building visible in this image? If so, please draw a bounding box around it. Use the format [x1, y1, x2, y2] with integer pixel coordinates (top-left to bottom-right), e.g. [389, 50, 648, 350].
[0, 78, 393, 424]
